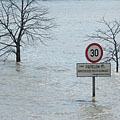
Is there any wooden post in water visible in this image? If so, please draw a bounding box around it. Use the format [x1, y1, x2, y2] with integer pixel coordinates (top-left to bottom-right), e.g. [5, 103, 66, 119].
[92, 77, 95, 97]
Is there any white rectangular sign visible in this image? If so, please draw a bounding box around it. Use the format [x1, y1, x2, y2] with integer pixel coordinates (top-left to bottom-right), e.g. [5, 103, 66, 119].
[77, 63, 111, 77]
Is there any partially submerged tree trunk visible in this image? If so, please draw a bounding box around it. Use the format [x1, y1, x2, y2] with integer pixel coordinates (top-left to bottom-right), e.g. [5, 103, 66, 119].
[115, 49, 119, 73]
[116, 59, 119, 73]
[16, 43, 21, 62]
[114, 39, 119, 72]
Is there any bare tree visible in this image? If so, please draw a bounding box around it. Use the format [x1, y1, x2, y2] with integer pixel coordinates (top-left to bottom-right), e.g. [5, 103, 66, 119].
[87, 18, 120, 72]
[0, 0, 55, 62]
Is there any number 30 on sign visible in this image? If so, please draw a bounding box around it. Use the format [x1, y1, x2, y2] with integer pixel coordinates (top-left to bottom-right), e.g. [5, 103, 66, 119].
[85, 43, 103, 63]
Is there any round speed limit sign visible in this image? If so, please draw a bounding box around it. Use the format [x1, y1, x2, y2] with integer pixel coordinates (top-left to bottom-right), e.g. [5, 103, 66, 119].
[85, 43, 103, 63]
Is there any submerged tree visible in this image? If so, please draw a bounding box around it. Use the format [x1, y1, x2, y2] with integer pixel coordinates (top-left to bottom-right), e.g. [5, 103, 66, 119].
[0, 0, 55, 62]
[88, 18, 120, 72]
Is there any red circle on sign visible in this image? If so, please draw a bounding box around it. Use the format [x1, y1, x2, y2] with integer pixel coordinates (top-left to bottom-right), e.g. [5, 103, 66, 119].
[85, 43, 103, 63]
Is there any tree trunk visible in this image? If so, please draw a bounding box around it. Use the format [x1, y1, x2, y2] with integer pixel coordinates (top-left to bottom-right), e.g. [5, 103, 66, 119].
[16, 43, 21, 62]
[115, 50, 119, 72]
[115, 42, 119, 72]
[116, 60, 119, 73]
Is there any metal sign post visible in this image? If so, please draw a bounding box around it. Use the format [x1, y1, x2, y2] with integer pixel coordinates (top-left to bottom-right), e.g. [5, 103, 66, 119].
[92, 77, 95, 97]
[85, 43, 103, 98]
[76, 43, 111, 99]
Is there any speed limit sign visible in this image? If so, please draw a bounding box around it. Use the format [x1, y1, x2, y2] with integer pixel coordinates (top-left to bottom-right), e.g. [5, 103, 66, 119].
[85, 43, 103, 63]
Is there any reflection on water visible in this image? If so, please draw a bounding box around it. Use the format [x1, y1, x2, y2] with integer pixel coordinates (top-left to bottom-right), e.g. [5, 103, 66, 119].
[0, 0, 120, 120]
[16, 63, 21, 72]
[81, 103, 113, 120]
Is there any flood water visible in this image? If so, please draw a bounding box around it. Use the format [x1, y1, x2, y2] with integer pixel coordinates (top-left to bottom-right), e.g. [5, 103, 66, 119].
[0, 0, 120, 120]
